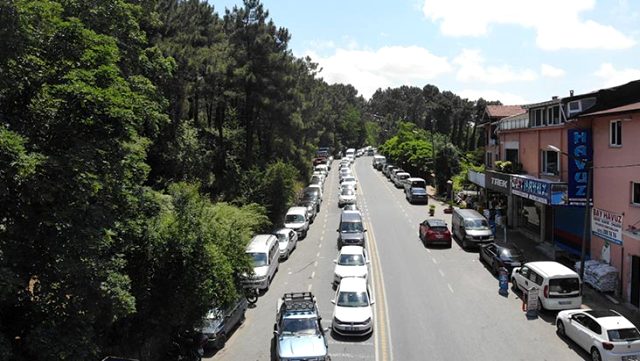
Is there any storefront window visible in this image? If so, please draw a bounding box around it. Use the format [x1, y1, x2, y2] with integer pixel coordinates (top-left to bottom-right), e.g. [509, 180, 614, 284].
[516, 197, 541, 234]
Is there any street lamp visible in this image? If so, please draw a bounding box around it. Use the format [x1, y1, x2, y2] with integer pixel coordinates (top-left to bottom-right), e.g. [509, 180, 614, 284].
[546, 145, 592, 284]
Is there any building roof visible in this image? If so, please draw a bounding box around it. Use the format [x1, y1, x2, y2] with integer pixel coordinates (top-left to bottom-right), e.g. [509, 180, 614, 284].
[486, 105, 525, 118]
[579, 101, 640, 117]
[564, 79, 640, 118]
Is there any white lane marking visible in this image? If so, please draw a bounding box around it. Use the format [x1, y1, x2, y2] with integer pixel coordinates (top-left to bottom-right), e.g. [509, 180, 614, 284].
[310, 271, 315, 279]
[314, 260, 318, 267]
[328, 340, 375, 346]
[425, 248, 431, 254]
[319, 243, 322, 248]
[288, 271, 292, 275]
[447, 283, 454, 293]
[330, 352, 375, 359]
[432, 257, 438, 264]
[316, 252, 320, 257]
[438, 269, 445, 277]
[307, 284, 312, 291]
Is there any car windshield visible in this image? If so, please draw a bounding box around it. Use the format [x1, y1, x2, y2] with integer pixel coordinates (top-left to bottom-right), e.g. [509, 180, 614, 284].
[338, 254, 365, 266]
[343, 177, 355, 182]
[337, 291, 369, 307]
[411, 181, 426, 188]
[248, 252, 267, 267]
[608, 328, 640, 342]
[285, 214, 305, 223]
[281, 317, 319, 336]
[341, 189, 355, 196]
[464, 219, 489, 230]
[277, 234, 288, 243]
[411, 188, 427, 194]
[549, 278, 580, 293]
[340, 222, 363, 233]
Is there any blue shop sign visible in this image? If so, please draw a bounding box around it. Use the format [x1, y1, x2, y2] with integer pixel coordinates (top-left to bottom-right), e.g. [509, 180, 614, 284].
[511, 176, 566, 205]
[567, 128, 592, 205]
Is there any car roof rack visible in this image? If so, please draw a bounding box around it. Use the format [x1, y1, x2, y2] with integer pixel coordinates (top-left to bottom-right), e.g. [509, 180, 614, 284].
[280, 292, 316, 313]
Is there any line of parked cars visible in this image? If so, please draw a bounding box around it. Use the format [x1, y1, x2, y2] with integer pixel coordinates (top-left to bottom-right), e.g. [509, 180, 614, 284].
[418, 203, 640, 361]
[373, 155, 429, 204]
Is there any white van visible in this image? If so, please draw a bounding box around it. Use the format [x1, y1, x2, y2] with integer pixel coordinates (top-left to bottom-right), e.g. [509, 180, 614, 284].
[511, 261, 582, 311]
[243, 234, 279, 291]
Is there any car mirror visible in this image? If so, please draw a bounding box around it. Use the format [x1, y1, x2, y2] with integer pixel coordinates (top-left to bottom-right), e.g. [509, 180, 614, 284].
[364, 229, 368, 232]
[331, 299, 336, 304]
[333, 259, 337, 263]
[366, 260, 371, 264]
[336, 229, 340, 232]
[370, 299, 376, 305]
[273, 330, 279, 336]
[323, 327, 330, 333]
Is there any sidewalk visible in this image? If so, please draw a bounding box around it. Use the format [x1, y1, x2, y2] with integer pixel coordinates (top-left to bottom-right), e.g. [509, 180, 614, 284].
[496, 226, 640, 326]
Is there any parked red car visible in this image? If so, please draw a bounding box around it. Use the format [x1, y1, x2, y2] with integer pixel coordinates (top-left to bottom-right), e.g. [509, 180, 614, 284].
[418, 218, 452, 247]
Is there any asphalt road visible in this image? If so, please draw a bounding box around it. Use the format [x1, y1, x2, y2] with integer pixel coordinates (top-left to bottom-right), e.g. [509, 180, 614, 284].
[209, 156, 588, 361]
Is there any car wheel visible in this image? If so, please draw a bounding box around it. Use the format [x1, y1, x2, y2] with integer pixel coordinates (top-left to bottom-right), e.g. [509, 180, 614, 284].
[511, 278, 518, 292]
[591, 348, 602, 361]
[462, 238, 468, 249]
[491, 262, 498, 275]
[537, 298, 543, 312]
[556, 320, 565, 337]
[216, 333, 227, 349]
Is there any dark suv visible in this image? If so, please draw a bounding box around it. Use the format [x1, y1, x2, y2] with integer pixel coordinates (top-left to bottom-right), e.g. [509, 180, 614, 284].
[337, 210, 366, 249]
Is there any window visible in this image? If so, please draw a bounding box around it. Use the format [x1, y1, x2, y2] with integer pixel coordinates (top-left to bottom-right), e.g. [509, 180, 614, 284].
[610, 120, 622, 146]
[531, 109, 545, 127]
[486, 152, 493, 168]
[547, 106, 560, 125]
[495, 152, 500, 162]
[568, 100, 582, 115]
[506, 149, 519, 164]
[632, 182, 640, 205]
[541, 150, 559, 176]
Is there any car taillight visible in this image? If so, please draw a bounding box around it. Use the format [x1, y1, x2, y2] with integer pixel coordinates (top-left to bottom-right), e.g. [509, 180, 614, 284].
[602, 342, 614, 350]
[543, 285, 549, 298]
[426, 230, 435, 238]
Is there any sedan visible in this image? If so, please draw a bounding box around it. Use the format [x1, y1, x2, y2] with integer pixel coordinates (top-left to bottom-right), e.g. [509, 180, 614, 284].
[556, 309, 640, 361]
[297, 200, 318, 223]
[418, 218, 452, 247]
[331, 277, 374, 336]
[333, 246, 369, 287]
[341, 176, 357, 190]
[275, 228, 298, 260]
[479, 243, 526, 275]
[338, 188, 357, 207]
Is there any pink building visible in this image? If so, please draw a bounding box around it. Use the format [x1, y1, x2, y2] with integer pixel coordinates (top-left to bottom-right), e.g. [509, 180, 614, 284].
[575, 102, 640, 307]
[479, 80, 640, 306]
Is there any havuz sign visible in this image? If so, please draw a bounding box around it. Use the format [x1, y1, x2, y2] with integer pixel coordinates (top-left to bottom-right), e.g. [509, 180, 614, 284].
[567, 129, 592, 205]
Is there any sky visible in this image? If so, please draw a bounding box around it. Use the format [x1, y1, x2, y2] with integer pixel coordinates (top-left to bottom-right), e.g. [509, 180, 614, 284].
[209, 0, 640, 104]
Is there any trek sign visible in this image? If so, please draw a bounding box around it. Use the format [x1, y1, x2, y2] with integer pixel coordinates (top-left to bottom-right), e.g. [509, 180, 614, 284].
[567, 129, 592, 205]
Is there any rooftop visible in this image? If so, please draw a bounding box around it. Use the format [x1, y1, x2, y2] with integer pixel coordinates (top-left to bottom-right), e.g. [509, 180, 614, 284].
[486, 105, 525, 119]
[580, 101, 640, 117]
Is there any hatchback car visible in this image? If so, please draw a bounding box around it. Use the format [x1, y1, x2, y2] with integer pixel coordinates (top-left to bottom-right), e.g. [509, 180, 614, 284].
[479, 243, 525, 275]
[200, 296, 248, 350]
[331, 277, 374, 336]
[275, 228, 298, 260]
[556, 309, 640, 361]
[418, 218, 452, 247]
[333, 246, 369, 287]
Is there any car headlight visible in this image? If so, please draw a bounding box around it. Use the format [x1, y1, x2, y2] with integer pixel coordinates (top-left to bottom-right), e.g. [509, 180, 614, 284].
[364, 317, 372, 324]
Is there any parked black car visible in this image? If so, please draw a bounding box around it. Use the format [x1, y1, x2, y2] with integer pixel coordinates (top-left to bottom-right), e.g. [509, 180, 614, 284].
[479, 243, 526, 275]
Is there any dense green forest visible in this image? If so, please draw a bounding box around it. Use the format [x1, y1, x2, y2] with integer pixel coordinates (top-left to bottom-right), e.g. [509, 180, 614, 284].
[0, 0, 493, 359]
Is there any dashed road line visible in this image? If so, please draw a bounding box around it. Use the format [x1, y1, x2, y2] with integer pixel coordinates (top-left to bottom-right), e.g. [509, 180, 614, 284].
[310, 271, 315, 279]
[447, 283, 454, 293]
[438, 269, 445, 277]
[307, 284, 313, 291]
[432, 257, 438, 264]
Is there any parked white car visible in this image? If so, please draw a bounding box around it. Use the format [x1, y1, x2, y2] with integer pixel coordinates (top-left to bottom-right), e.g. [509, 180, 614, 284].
[338, 187, 357, 207]
[308, 184, 323, 201]
[312, 171, 326, 184]
[275, 228, 298, 260]
[331, 277, 374, 336]
[333, 246, 369, 287]
[511, 261, 582, 311]
[284, 207, 310, 238]
[340, 176, 357, 190]
[556, 309, 640, 361]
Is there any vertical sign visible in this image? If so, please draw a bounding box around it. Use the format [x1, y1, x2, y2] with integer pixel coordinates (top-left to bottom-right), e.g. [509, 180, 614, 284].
[567, 128, 592, 205]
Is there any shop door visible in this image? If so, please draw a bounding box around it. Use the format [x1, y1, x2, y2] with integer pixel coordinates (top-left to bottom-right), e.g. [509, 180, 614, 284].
[632, 256, 640, 308]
